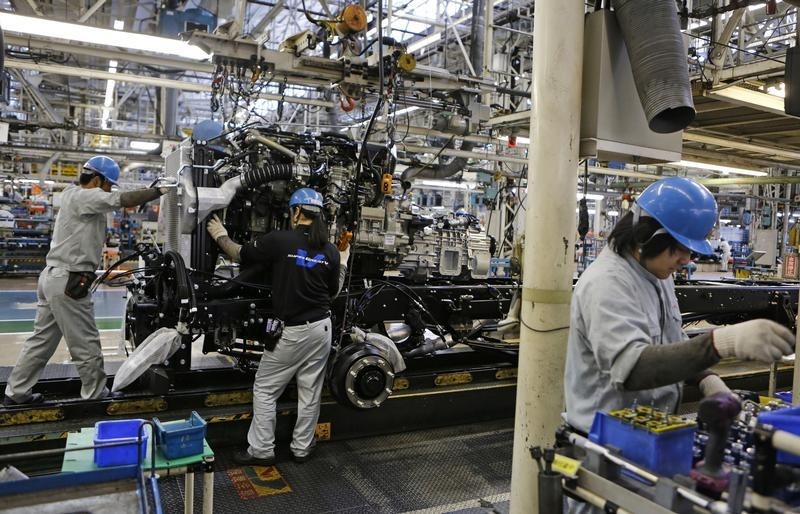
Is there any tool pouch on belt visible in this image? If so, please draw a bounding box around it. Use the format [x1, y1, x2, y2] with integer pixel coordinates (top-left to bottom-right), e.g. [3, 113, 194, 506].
[263, 318, 284, 351]
[65, 271, 95, 300]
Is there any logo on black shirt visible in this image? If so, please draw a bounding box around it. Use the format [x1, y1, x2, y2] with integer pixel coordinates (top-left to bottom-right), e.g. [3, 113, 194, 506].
[290, 249, 328, 268]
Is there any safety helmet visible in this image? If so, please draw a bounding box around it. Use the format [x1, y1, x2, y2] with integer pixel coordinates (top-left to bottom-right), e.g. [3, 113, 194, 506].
[636, 176, 717, 255]
[83, 155, 120, 185]
[289, 188, 324, 212]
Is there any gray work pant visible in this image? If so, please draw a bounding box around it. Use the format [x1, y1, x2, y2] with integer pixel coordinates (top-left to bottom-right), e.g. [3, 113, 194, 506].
[247, 317, 331, 459]
[4, 266, 107, 401]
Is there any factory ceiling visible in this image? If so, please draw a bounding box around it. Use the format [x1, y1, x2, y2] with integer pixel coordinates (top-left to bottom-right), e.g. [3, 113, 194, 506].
[0, 0, 797, 190]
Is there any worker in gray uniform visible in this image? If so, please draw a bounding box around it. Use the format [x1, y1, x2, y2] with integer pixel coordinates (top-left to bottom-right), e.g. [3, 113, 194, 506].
[564, 177, 794, 513]
[207, 187, 348, 465]
[3, 156, 171, 406]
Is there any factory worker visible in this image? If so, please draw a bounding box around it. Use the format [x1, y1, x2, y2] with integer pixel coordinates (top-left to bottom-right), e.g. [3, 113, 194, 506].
[564, 177, 794, 511]
[719, 237, 732, 272]
[208, 187, 348, 465]
[3, 156, 169, 405]
[565, 177, 794, 434]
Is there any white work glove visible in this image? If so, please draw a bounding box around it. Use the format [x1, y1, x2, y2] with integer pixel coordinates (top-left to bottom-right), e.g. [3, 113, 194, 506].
[699, 374, 732, 398]
[713, 319, 794, 364]
[339, 244, 351, 267]
[207, 214, 228, 242]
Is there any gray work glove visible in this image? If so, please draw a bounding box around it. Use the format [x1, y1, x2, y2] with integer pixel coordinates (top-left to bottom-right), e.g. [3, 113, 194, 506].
[699, 374, 732, 398]
[206, 214, 228, 242]
[713, 319, 794, 363]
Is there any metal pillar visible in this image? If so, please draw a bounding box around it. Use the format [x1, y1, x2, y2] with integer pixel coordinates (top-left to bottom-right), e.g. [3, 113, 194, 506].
[509, 0, 584, 512]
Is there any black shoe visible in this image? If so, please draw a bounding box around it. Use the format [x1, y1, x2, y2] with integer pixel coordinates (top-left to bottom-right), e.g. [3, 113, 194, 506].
[233, 449, 275, 467]
[292, 447, 315, 463]
[3, 393, 44, 407]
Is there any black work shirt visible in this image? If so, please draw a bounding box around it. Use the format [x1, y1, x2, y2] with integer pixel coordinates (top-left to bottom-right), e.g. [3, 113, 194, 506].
[240, 226, 340, 324]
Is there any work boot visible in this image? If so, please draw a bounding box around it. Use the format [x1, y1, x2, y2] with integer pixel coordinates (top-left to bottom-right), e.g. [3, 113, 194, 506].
[292, 437, 317, 463]
[292, 447, 316, 463]
[232, 449, 276, 467]
[3, 393, 44, 407]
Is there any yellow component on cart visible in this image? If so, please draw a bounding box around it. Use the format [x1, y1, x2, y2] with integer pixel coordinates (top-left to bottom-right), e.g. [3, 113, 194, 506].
[608, 405, 696, 433]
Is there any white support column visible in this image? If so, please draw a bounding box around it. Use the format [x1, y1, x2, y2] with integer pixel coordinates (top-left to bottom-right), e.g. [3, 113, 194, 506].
[593, 197, 605, 237]
[509, 0, 584, 512]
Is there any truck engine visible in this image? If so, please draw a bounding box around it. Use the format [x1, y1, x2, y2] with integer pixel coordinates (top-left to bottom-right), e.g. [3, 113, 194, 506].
[123, 125, 517, 409]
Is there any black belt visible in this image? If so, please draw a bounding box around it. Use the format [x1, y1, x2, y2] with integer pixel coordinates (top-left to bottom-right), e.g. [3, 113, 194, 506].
[284, 312, 330, 327]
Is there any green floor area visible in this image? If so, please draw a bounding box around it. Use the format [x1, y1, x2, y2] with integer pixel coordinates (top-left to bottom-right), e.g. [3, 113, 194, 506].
[0, 318, 122, 334]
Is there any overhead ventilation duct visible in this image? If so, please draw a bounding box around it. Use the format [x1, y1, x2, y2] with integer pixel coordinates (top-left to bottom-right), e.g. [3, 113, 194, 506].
[613, 0, 695, 133]
[580, 9, 683, 164]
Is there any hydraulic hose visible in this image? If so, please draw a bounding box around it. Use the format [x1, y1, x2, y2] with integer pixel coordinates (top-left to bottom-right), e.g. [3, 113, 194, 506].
[241, 163, 295, 189]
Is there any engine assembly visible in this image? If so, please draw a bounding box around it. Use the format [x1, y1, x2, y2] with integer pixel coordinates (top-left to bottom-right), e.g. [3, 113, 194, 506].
[124, 125, 517, 409]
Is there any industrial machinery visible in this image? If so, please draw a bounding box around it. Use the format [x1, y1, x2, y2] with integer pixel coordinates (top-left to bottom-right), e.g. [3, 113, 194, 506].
[123, 126, 516, 409]
[552, 395, 800, 514]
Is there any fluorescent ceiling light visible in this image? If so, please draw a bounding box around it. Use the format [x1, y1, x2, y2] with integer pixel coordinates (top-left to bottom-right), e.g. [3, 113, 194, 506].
[416, 179, 472, 189]
[130, 140, 160, 151]
[607, 210, 620, 217]
[705, 85, 786, 117]
[719, 218, 732, 223]
[575, 208, 596, 215]
[17, 179, 55, 184]
[101, 59, 118, 129]
[688, 20, 709, 30]
[577, 193, 605, 201]
[673, 160, 768, 177]
[0, 13, 211, 60]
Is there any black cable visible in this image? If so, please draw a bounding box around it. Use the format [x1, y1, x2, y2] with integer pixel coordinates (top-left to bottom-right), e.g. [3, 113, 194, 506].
[686, 31, 787, 65]
[92, 251, 143, 293]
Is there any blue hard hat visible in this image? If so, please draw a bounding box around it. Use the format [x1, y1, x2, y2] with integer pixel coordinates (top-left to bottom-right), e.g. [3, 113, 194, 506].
[289, 188, 324, 211]
[636, 176, 717, 255]
[83, 155, 120, 185]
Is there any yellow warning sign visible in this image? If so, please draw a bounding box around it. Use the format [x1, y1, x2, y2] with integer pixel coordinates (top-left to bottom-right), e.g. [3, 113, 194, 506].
[315, 422, 331, 441]
[227, 465, 292, 500]
[552, 454, 581, 478]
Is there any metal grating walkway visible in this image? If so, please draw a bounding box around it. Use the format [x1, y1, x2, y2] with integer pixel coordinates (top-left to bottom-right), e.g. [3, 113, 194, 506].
[158, 418, 513, 513]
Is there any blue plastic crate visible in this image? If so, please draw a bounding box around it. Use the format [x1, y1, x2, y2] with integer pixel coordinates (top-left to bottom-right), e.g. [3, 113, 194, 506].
[775, 391, 793, 404]
[93, 419, 148, 467]
[758, 406, 800, 465]
[153, 411, 206, 460]
[589, 410, 696, 477]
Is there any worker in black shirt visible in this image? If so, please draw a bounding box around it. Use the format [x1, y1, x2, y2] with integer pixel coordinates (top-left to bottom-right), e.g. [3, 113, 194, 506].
[207, 187, 348, 465]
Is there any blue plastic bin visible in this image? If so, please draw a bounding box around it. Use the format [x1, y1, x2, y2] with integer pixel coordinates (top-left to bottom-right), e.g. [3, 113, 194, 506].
[758, 406, 800, 465]
[775, 391, 793, 404]
[93, 419, 148, 467]
[589, 411, 696, 477]
[153, 411, 206, 460]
